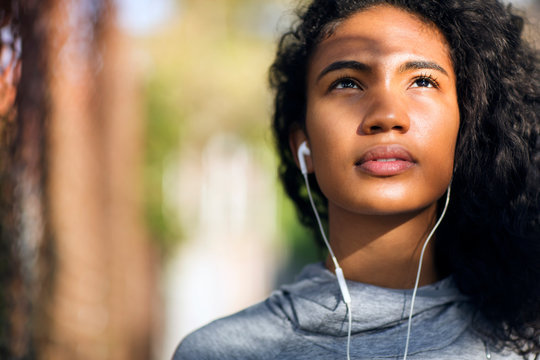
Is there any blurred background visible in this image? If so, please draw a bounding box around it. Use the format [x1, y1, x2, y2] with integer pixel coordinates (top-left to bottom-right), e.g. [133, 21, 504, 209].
[0, 0, 537, 359]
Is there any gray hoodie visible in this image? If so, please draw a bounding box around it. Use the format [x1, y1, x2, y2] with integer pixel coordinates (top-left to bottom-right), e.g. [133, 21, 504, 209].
[173, 263, 522, 359]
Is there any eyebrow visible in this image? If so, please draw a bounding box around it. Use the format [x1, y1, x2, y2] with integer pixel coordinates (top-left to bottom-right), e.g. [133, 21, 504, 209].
[398, 60, 449, 76]
[316, 59, 449, 82]
[316, 60, 370, 82]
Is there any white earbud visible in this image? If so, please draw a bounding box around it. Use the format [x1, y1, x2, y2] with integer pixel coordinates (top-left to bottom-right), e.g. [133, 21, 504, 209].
[297, 141, 311, 175]
[297, 139, 353, 360]
[296, 135, 451, 360]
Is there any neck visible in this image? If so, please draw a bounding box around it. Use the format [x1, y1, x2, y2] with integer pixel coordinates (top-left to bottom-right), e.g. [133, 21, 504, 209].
[325, 203, 440, 289]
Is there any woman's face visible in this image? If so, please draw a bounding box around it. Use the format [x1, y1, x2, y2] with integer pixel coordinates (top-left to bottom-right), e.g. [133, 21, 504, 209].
[300, 5, 459, 216]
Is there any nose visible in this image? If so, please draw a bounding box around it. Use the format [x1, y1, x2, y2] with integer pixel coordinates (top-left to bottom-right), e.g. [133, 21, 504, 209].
[358, 89, 410, 135]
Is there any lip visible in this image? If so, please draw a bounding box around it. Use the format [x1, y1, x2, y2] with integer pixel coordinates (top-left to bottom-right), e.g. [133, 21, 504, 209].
[355, 145, 416, 176]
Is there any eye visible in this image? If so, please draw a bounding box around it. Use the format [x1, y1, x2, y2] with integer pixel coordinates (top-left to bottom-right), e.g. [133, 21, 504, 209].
[330, 77, 361, 91]
[410, 74, 439, 89]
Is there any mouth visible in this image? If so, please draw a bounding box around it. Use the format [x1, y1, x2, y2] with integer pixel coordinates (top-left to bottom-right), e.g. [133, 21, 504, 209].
[355, 145, 415, 176]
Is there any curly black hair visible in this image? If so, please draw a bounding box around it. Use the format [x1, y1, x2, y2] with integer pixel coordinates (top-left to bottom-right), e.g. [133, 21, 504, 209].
[269, 0, 540, 356]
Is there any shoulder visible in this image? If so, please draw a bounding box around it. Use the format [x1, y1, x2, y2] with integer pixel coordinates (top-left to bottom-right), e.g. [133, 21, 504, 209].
[433, 322, 526, 360]
[172, 299, 292, 360]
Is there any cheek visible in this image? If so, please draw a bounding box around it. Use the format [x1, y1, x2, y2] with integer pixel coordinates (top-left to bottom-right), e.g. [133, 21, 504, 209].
[304, 88, 460, 215]
[306, 103, 354, 160]
[414, 107, 460, 183]
[305, 107, 355, 198]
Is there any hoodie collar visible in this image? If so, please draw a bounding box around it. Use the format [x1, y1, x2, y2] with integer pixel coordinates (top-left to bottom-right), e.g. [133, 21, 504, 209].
[269, 263, 472, 357]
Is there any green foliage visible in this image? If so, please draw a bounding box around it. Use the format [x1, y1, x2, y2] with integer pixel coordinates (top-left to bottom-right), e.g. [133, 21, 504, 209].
[142, 75, 183, 254]
[139, 0, 318, 265]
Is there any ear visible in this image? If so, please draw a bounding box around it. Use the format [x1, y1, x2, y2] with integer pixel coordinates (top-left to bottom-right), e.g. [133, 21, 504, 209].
[289, 127, 313, 174]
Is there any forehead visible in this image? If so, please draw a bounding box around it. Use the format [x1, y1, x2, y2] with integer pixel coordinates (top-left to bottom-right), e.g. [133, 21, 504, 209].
[308, 5, 453, 75]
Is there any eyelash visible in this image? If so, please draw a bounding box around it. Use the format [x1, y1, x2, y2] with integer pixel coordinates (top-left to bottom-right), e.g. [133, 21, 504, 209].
[328, 73, 440, 92]
[329, 76, 362, 91]
[412, 73, 440, 88]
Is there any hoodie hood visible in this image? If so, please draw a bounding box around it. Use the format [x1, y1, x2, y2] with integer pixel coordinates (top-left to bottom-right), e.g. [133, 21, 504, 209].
[267, 263, 472, 358]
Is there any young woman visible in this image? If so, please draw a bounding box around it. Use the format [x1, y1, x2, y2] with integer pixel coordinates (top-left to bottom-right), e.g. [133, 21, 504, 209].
[174, 0, 540, 359]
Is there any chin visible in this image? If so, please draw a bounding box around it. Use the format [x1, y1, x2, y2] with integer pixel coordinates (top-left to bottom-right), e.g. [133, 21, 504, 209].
[360, 203, 437, 217]
[333, 194, 441, 217]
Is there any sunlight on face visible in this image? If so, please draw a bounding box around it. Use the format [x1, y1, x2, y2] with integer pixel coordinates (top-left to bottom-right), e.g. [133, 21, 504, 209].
[304, 5, 459, 217]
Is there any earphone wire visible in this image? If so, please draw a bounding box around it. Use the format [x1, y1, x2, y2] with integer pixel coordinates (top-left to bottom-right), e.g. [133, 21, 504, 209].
[402, 182, 452, 360]
[299, 142, 450, 360]
[303, 173, 337, 263]
[346, 303, 352, 360]
[303, 172, 352, 360]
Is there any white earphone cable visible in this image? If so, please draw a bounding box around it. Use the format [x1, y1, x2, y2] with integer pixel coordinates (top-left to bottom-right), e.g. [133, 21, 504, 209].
[402, 183, 452, 360]
[299, 141, 451, 360]
[303, 172, 338, 265]
[303, 172, 352, 360]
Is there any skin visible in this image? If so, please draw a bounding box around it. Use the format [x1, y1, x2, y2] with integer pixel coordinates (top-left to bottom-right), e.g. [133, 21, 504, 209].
[290, 5, 460, 288]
